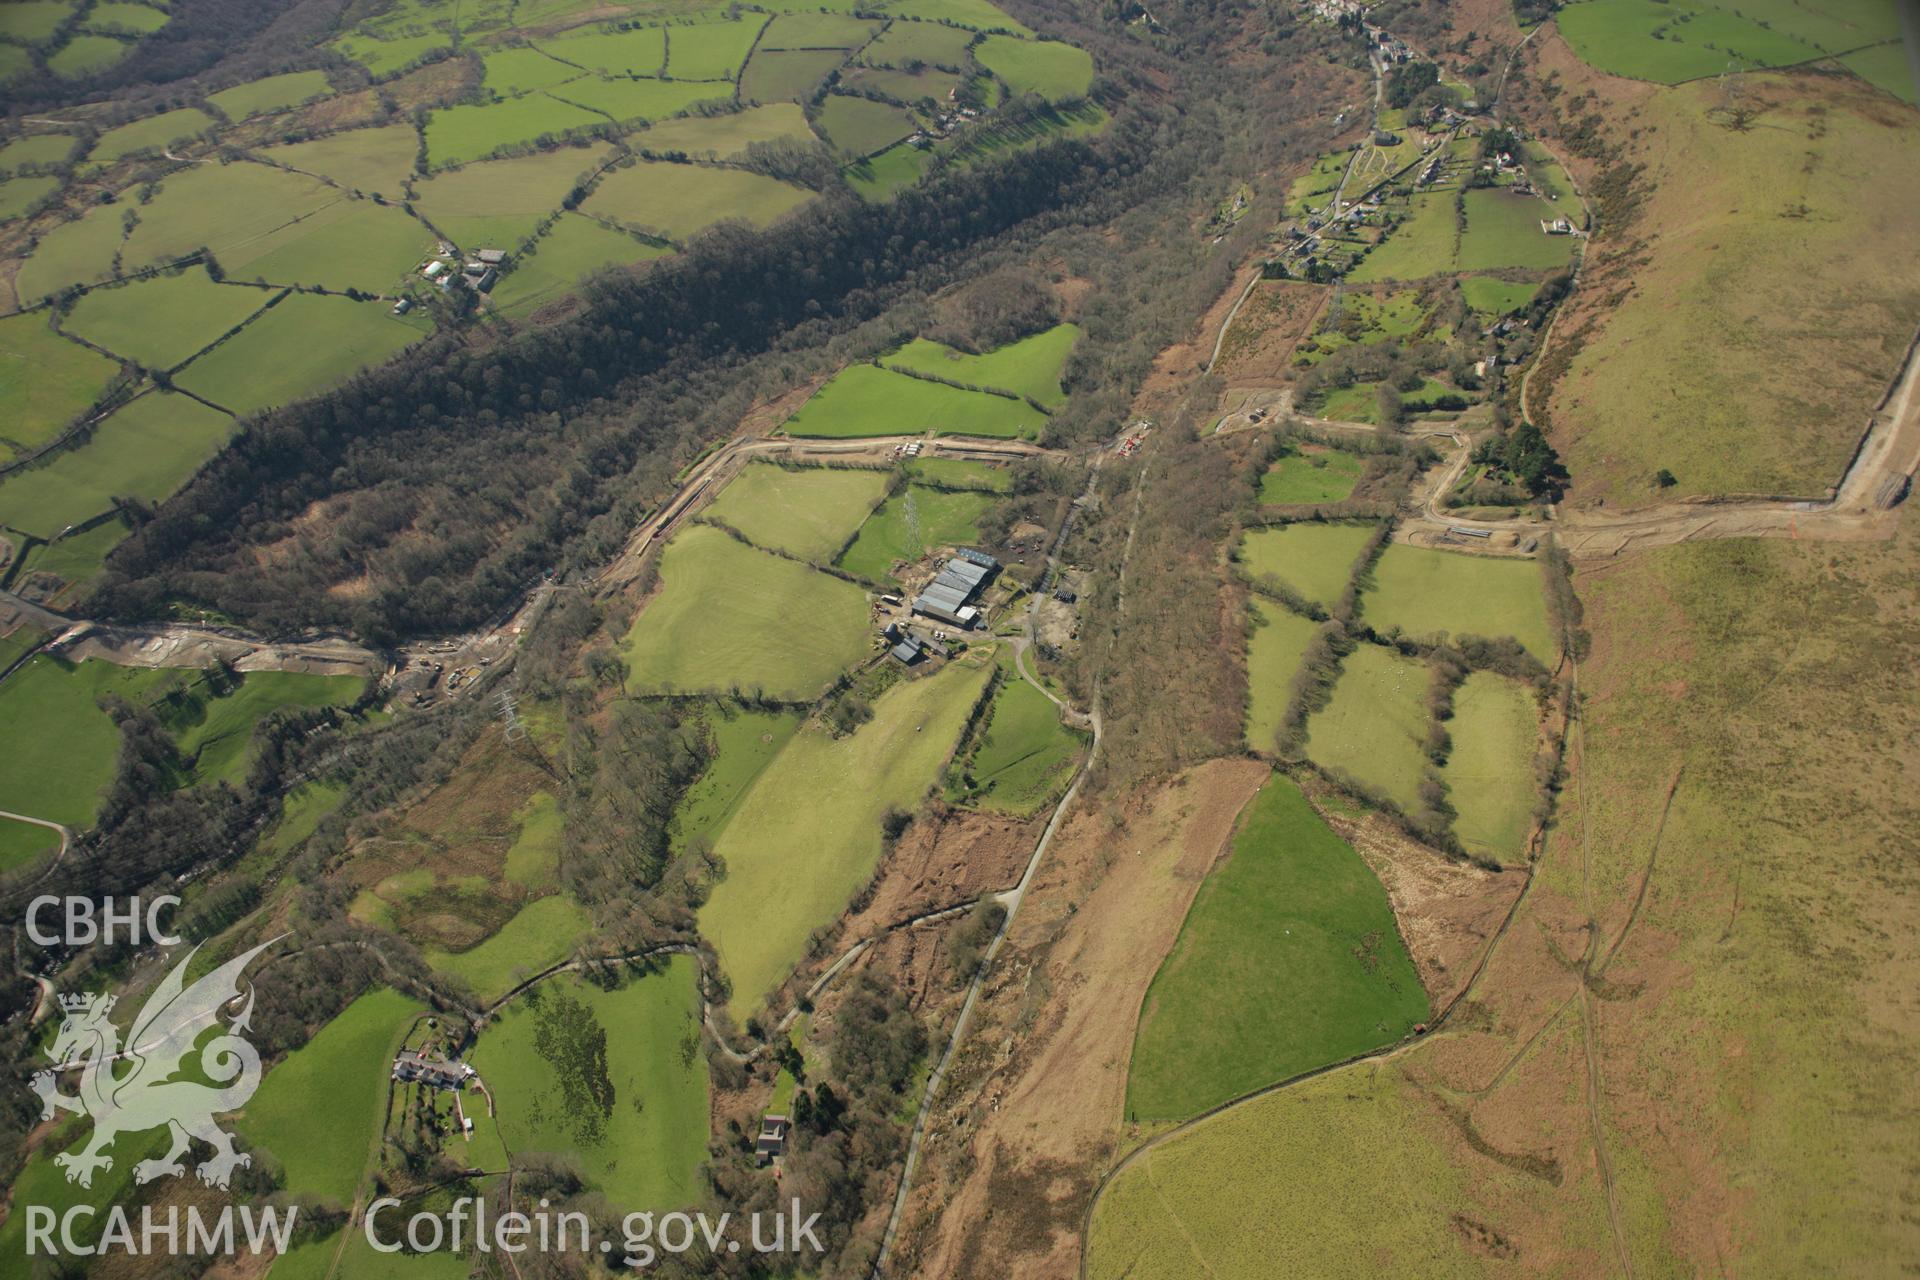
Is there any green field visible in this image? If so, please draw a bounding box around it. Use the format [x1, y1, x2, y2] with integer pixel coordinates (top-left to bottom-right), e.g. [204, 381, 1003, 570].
[0, 1, 73, 42]
[837, 483, 994, 581]
[0, 173, 58, 221]
[62, 267, 272, 370]
[701, 657, 992, 1008]
[1238, 521, 1374, 610]
[427, 894, 592, 1001]
[175, 293, 419, 414]
[619, 523, 872, 699]
[1459, 275, 1541, 317]
[1360, 544, 1553, 659]
[861, 19, 976, 68]
[172, 670, 362, 784]
[118, 162, 335, 275]
[740, 48, 847, 102]
[1443, 672, 1538, 865]
[90, 108, 215, 162]
[953, 664, 1083, 815]
[14, 517, 125, 593]
[1346, 192, 1456, 283]
[1841, 40, 1917, 105]
[261, 123, 420, 196]
[0, 132, 78, 171]
[239, 987, 417, 1201]
[208, 69, 332, 120]
[1558, 0, 1825, 83]
[974, 35, 1092, 102]
[424, 95, 607, 168]
[702, 462, 891, 562]
[1456, 188, 1578, 272]
[1258, 448, 1363, 504]
[547, 74, 733, 125]
[585, 159, 814, 241]
[481, 44, 580, 95]
[817, 93, 917, 157]
[49, 34, 132, 78]
[0, 311, 121, 454]
[1127, 774, 1428, 1120]
[0, 814, 55, 873]
[471, 958, 709, 1210]
[0, 390, 234, 539]
[85, 2, 166, 33]
[632, 102, 813, 159]
[882, 0, 1031, 35]
[535, 24, 665, 76]
[1305, 641, 1432, 811]
[269, 780, 348, 855]
[234, 198, 440, 292]
[840, 63, 959, 103]
[502, 790, 562, 887]
[1317, 376, 1449, 425]
[673, 706, 803, 853]
[491, 212, 671, 314]
[1089, 1065, 1472, 1278]
[331, 30, 449, 78]
[1244, 595, 1320, 754]
[909, 456, 1012, 490]
[413, 142, 614, 251]
[847, 139, 932, 200]
[760, 11, 878, 48]
[883, 322, 1078, 408]
[783, 362, 1044, 439]
[664, 14, 765, 79]
[15, 199, 129, 301]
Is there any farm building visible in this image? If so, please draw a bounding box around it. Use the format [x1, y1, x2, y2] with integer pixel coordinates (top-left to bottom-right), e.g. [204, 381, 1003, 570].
[890, 635, 924, 665]
[912, 552, 999, 628]
[392, 1050, 473, 1091]
[476, 248, 507, 265]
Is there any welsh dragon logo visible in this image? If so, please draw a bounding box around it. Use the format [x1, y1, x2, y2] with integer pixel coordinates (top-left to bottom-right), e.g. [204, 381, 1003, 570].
[32, 939, 278, 1190]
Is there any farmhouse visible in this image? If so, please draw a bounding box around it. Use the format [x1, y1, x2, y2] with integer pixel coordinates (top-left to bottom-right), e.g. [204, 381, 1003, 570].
[392, 1050, 473, 1091]
[476, 248, 507, 265]
[1541, 216, 1575, 235]
[890, 634, 925, 665]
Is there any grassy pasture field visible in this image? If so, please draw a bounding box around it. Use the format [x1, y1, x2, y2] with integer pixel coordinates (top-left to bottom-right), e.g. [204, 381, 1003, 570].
[209, 69, 332, 119]
[49, 35, 133, 78]
[424, 94, 606, 168]
[0, 390, 233, 538]
[0, 814, 54, 873]
[585, 159, 814, 241]
[953, 664, 1084, 814]
[1360, 544, 1553, 660]
[238, 987, 416, 1201]
[1305, 641, 1432, 811]
[908, 456, 1012, 490]
[673, 706, 803, 854]
[206, 198, 432, 292]
[701, 657, 992, 1009]
[1459, 275, 1540, 316]
[1258, 447, 1363, 504]
[0, 656, 160, 827]
[974, 34, 1091, 101]
[503, 791, 562, 887]
[846, 139, 931, 199]
[783, 362, 1044, 438]
[840, 63, 959, 103]
[1557, 0, 1825, 83]
[85, 2, 167, 33]
[837, 482, 994, 581]
[664, 14, 765, 79]
[268, 780, 348, 856]
[491, 212, 670, 313]
[331, 30, 449, 78]
[536, 24, 666, 75]
[175, 293, 418, 414]
[1346, 191, 1456, 282]
[16, 199, 132, 301]
[480, 45, 580, 95]
[549, 74, 733, 125]
[89, 108, 215, 163]
[14, 518, 124, 593]
[0, 45, 30, 84]
[471, 959, 709, 1211]
[1289, 291, 1432, 366]
[1244, 595, 1320, 754]
[882, 0, 1031, 35]
[0, 1, 73, 43]
[632, 102, 811, 159]
[816, 93, 916, 156]
[0, 311, 121, 455]
[1317, 376, 1449, 424]
[701, 462, 891, 562]
[61, 267, 272, 369]
[0, 133, 78, 170]
[1238, 521, 1374, 609]
[1089, 1064, 1471, 1277]
[170, 670, 362, 784]
[1456, 188, 1577, 272]
[261, 122, 419, 196]
[760, 12, 878, 47]
[883, 321, 1078, 407]
[1841, 40, 1916, 105]
[0, 174, 58, 221]
[0, 1124, 162, 1263]
[861, 19, 976, 67]
[1442, 672, 1538, 865]
[1127, 774, 1428, 1121]
[116, 162, 334, 274]
[618, 523, 871, 699]
[426, 893, 592, 1001]
[740, 47, 846, 102]
[412, 142, 612, 250]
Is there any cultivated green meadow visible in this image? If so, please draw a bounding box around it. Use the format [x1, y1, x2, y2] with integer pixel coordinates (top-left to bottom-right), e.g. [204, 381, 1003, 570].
[262, 123, 421, 196]
[1127, 774, 1429, 1120]
[1443, 672, 1539, 865]
[425, 95, 607, 169]
[1305, 641, 1432, 811]
[586, 159, 814, 241]
[974, 35, 1092, 101]
[619, 523, 872, 699]
[427, 894, 592, 1001]
[1244, 595, 1320, 754]
[1360, 544, 1554, 659]
[701, 462, 892, 562]
[953, 663, 1083, 815]
[1258, 448, 1363, 504]
[0, 173, 58, 221]
[741, 48, 848, 102]
[632, 103, 812, 159]
[817, 93, 918, 157]
[549, 75, 732, 125]
[663, 15, 766, 79]
[1456, 189, 1578, 272]
[1459, 275, 1541, 317]
[208, 70, 332, 120]
[0, 311, 120, 454]
[847, 140, 932, 200]
[62, 267, 273, 370]
[883, 321, 1078, 407]
[0, 657, 165, 828]
[837, 482, 994, 581]
[861, 19, 977, 67]
[1238, 521, 1375, 609]
[89, 108, 214, 162]
[1558, 0, 1824, 83]
[492, 212, 670, 314]
[535, 24, 666, 76]
[175, 293, 419, 414]
[412, 143, 614, 250]
[783, 362, 1045, 438]
[672, 706, 803, 854]
[701, 658, 992, 1009]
